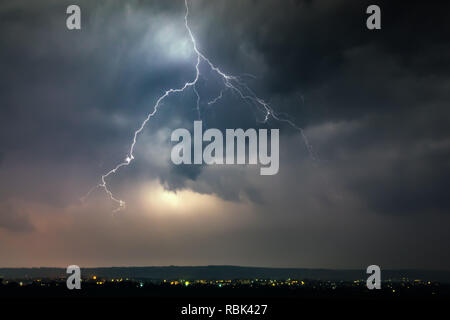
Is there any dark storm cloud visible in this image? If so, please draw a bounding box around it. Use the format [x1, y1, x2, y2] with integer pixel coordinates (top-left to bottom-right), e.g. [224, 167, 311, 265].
[190, 0, 450, 107]
[0, 0, 201, 198]
[0, 0, 450, 268]
[177, 0, 450, 215]
[161, 163, 203, 190]
[355, 151, 450, 215]
[1, 0, 449, 214]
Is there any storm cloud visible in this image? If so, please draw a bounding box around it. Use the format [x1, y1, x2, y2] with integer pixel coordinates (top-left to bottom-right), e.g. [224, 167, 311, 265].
[0, 0, 449, 269]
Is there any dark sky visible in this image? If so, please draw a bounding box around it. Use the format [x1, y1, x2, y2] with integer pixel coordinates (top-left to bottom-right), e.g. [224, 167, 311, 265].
[0, 0, 449, 269]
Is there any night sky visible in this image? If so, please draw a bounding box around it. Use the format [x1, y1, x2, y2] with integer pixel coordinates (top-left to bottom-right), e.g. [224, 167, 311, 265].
[0, 0, 449, 269]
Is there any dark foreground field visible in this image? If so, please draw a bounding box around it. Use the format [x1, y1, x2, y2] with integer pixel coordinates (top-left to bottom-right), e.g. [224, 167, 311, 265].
[1, 281, 449, 318]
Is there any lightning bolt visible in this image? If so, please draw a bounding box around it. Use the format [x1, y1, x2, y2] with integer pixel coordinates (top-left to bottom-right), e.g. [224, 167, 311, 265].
[85, 0, 316, 211]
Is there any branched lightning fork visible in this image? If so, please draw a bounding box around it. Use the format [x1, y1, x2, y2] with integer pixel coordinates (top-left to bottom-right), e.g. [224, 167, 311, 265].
[86, 0, 316, 211]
